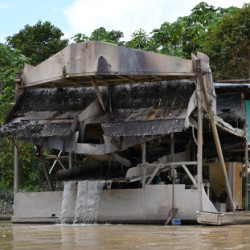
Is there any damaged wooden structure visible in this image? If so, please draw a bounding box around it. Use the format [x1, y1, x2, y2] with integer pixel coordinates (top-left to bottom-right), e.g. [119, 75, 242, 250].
[0, 41, 248, 224]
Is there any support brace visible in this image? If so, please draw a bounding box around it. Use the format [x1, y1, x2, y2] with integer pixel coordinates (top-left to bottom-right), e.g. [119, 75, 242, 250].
[91, 79, 106, 111]
[201, 73, 235, 212]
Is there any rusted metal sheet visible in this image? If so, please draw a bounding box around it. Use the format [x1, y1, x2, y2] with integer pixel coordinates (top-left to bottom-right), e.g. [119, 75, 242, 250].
[102, 119, 185, 137]
[1, 80, 194, 139]
[21, 42, 195, 88]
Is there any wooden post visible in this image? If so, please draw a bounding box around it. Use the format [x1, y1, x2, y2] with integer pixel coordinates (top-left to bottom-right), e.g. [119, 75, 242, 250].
[14, 140, 19, 194]
[201, 73, 235, 212]
[91, 78, 106, 112]
[141, 142, 146, 188]
[196, 73, 203, 212]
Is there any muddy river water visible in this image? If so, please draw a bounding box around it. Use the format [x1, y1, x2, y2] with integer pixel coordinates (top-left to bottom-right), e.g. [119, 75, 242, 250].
[1, 222, 250, 249]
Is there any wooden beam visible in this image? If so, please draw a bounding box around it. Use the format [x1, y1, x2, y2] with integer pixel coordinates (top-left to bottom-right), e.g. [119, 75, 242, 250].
[91, 78, 106, 111]
[118, 75, 136, 83]
[201, 72, 235, 212]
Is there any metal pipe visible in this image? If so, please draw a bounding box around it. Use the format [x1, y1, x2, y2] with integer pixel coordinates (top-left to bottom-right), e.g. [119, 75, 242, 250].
[141, 142, 146, 188]
[181, 164, 197, 188]
[197, 74, 203, 212]
[171, 133, 175, 218]
[241, 93, 249, 211]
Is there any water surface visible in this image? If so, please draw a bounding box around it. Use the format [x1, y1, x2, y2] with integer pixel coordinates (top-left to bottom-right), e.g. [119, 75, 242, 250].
[1, 222, 250, 249]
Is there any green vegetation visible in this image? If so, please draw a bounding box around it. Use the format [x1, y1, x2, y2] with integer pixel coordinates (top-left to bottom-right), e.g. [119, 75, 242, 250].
[72, 27, 124, 45]
[0, 2, 249, 194]
[6, 21, 69, 65]
[202, 4, 250, 79]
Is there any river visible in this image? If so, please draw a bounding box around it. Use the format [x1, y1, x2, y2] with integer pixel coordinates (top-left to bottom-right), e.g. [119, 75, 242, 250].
[1, 222, 250, 249]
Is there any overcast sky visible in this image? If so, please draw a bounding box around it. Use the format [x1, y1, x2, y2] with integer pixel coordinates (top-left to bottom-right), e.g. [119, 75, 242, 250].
[0, 0, 248, 43]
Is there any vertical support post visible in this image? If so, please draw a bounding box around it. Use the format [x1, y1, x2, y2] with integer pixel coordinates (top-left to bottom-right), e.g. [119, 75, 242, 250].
[141, 142, 146, 188]
[245, 126, 249, 211]
[14, 74, 21, 195]
[14, 140, 19, 194]
[241, 92, 249, 211]
[69, 153, 72, 169]
[171, 133, 175, 217]
[171, 133, 174, 162]
[197, 71, 203, 212]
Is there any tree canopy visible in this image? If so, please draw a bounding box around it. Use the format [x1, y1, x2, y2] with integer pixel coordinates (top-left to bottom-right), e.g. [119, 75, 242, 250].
[151, 2, 237, 58]
[72, 27, 124, 45]
[0, 43, 43, 190]
[202, 3, 250, 79]
[6, 21, 68, 65]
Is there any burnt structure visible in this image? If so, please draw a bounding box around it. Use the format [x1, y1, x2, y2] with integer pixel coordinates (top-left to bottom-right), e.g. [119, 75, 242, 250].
[1, 42, 249, 224]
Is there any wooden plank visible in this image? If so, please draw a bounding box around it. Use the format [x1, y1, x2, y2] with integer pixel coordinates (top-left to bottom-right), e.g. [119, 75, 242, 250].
[233, 162, 242, 209]
[91, 78, 106, 111]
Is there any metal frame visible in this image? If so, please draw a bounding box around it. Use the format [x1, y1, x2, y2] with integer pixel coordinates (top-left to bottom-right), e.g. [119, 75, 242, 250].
[11, 42, 242, 214]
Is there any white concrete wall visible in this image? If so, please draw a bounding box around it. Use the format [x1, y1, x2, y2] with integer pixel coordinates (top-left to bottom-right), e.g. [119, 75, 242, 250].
[12, 185, 216, 223]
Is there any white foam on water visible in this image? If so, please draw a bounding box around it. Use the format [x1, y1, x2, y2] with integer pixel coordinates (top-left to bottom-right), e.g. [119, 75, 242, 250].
[74, 180, 105, 223]
[61, 181, 77, 223]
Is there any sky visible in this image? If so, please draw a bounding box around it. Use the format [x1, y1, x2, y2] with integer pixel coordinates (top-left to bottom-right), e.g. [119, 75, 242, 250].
[0, 0, 248, 43]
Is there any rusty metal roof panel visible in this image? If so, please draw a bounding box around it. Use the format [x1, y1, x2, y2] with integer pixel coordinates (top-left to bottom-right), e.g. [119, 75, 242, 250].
[21, 42, 195, 88]
[5, 87, 97, 124]
[0, 121, 72, 139]
[102, 119, 185, 137]
[1, 80, 194, 140]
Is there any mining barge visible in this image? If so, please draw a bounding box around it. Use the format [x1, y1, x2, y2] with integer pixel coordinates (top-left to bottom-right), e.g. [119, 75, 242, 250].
[1, 42, 248, 224]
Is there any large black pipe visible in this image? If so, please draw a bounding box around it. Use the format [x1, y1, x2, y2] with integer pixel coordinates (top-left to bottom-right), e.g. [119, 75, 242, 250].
[56, 162, 125, 181]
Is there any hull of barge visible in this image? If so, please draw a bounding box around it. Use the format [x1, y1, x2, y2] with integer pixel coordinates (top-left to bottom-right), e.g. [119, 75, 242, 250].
[12, 184, 216, 224]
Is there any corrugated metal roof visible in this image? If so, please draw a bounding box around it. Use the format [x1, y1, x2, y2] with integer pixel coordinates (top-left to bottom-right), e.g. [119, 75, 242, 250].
[214, 83, 250, 88]
[102, 119, 185, 137]
[0, 80, 195, 153]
